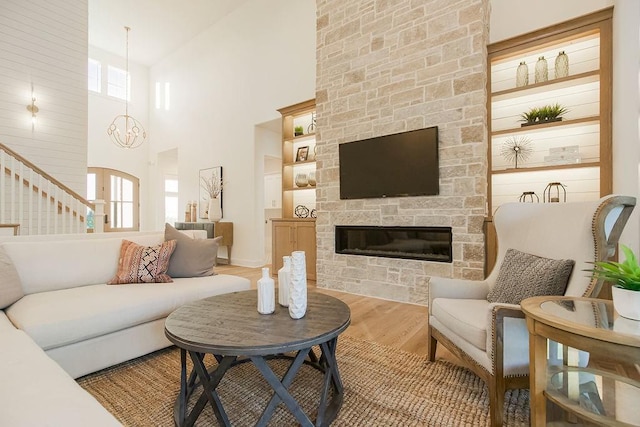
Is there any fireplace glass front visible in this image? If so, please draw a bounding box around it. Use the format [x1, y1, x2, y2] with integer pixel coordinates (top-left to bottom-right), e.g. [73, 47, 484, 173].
[335, 225, 452, 262]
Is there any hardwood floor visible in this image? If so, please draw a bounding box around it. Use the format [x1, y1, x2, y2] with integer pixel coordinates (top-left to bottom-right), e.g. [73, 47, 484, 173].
[216, 264, 456, 361]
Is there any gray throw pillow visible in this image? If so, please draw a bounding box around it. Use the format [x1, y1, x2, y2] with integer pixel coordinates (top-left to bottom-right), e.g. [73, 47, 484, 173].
[0, 246, 24, 309]
[487, 248, 575, 305]
[165, 223, 222, 278]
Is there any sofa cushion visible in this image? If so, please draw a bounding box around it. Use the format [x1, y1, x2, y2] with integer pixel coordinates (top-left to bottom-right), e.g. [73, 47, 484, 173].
[108, 239, 177, 284]
[487, 248, 575, 305]
[6, 274, 250, 351]
[2, 234, 165, 294]
[431, 298, 489, 351]
[165, 223, 222, 277]
[0, 329, 121, 426]
[0, 310, 16, 333]
[0, 246, 23, 309]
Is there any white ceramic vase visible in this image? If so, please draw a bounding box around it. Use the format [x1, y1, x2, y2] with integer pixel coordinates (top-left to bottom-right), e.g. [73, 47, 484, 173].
[555, 51, 569, 78]
[278, 256, 291, 307]
[516, 61, 529, 87]
[612, 286, 640, 321]
[288, 251, 307, 319]
[257, 267, 275, 314]
[535, 56, 548, 83]
[208, 198, 222, 222]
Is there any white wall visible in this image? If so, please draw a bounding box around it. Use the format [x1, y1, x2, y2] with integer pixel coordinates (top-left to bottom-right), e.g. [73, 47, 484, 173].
[490, 0, 640, 253]
[87, 46, 152, 229]
[148, 0, 316, 266]
[0, 0, 88, 195]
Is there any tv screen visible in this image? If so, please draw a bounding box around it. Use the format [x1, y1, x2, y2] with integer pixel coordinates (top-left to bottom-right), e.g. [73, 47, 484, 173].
[339, 126, 439, 199]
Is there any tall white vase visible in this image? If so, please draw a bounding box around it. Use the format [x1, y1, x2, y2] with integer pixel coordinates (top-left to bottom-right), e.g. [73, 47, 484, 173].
[257, 267, 275, 314]
[208, 198, 222, 222]
[288, 251, 307, 319]
[278, 256, 291, 307]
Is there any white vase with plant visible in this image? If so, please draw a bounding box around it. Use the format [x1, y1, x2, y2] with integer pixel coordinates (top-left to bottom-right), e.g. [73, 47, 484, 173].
[590, 245, 640, 320]
[200, 170, 222, 222]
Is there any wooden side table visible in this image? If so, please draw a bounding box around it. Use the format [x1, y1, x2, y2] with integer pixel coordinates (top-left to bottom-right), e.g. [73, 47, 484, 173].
[522, 296, 640, 426]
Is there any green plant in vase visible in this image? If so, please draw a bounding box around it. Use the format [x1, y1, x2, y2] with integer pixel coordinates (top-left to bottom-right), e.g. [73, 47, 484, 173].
[589, 245, 640, 320]
[520, 103, 568, 127]
[294, 126, 304, 136]
[519, 107, 540, 126]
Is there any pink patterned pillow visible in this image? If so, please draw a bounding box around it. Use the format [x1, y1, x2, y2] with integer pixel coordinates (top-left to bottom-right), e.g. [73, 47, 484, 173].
[108, 239, 177, 285]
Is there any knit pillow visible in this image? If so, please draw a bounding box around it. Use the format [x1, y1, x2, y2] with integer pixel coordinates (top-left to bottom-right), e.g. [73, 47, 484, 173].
[487, 248, 575, 305]
[164, 223, 222, 277]
[108, 239, 177, 285]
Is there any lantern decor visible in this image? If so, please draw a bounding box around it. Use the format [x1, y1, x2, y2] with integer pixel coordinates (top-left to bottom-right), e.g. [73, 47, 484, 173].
[543, 182, 567, 203]
[519, 191, 539, 203]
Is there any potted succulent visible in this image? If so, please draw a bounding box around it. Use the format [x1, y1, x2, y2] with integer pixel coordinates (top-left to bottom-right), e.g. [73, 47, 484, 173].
[520, 103, 568, 127]
[294, 126, 304, 136]
[590, 245, 640, 320]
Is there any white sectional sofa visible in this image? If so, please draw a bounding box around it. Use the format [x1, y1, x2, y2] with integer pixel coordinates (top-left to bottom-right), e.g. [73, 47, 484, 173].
[0, 230, 251, 426]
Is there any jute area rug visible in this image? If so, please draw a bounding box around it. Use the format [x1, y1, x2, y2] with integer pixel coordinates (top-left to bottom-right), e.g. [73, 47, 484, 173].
[78, 335, 529, 426]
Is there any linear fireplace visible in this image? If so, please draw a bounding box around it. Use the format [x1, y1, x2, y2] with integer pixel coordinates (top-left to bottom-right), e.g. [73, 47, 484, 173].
[335, 225, 452, 262]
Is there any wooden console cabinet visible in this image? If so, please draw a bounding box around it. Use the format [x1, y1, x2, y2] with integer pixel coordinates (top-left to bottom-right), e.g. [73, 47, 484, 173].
[272, 218, 316, 280]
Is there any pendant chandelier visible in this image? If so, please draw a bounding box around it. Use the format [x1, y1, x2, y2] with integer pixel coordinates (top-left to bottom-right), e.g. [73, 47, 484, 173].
[107, 26, 147, 149]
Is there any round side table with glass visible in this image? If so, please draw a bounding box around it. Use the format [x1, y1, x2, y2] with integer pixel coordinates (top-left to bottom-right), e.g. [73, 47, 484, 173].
[521, 296, 640, 426]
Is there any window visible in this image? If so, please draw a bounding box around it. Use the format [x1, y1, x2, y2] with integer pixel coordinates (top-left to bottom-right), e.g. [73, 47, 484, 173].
[165, 178, 179, 225]
[87, 168, 139, 232]
[164, 82, 171, 110]
[88, 59, 101, 93]
[155, 82, 161, 109]
[107, 65, 129, 100]
[155, 81, 171, 111]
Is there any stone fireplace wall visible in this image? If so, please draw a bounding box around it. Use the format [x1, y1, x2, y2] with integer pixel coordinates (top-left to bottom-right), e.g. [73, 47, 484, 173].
[315, 0, 490, 304]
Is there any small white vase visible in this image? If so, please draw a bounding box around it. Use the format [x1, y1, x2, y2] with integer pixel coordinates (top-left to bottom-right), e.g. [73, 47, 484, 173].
[516, 61, 529, 87]
[257, 267, 275, 314]
[208, 198, 222, 222]
[555, 51, 569, 78]
[289, 251, 307, 319]
[535, 56, 548, 83]
[278, 256, 291, 307]
[612, 286, 640, 321]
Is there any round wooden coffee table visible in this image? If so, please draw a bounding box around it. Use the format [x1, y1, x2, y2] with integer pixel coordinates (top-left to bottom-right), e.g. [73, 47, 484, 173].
[164, 290, 351, 427]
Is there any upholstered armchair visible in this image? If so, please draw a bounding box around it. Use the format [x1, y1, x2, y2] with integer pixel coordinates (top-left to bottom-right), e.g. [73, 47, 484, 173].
[427, 195, 636, 426]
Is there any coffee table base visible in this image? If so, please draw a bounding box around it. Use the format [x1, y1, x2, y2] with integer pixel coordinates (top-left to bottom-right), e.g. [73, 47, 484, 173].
[174, 337, 344, 427]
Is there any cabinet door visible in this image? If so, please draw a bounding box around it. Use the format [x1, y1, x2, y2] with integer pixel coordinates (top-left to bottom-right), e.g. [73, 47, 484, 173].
[294, 222, 317, 280]
[272, 222, 296, 274]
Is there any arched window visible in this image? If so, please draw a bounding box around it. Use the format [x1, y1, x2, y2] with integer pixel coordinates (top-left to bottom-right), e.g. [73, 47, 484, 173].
[87, 168, 139, 232]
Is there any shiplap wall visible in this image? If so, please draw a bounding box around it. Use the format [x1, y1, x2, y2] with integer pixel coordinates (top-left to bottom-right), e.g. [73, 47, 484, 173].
[0, 0, 88, 196]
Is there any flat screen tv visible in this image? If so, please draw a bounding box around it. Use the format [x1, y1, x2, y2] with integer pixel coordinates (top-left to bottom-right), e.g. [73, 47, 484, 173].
[339, 126, 439, 199]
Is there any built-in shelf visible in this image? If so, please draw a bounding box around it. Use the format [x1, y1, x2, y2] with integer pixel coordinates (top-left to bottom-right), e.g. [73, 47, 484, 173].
[283, 160, 316, 167]
[491, 116, 601, 137]
[491, 70, 600, 101]
[492, 161, 600, 175]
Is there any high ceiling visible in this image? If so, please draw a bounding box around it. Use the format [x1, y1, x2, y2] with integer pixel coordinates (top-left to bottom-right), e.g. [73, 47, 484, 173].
[89, 0, 250, 66]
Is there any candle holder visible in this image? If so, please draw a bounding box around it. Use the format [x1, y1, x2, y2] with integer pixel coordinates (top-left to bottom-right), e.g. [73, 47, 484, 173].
[543, 182, 567, 203]
[519, 191, 539, 203]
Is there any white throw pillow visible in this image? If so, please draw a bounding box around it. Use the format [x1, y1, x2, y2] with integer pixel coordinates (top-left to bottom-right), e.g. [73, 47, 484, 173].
[0, 246, 24, 309]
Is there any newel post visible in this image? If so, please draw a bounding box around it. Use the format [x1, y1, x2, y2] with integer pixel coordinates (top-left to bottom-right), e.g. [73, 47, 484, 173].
[93, 199, 105, 233]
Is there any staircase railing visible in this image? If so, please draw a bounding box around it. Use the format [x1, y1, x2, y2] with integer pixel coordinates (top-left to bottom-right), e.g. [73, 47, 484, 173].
[0, 142, 101, 235]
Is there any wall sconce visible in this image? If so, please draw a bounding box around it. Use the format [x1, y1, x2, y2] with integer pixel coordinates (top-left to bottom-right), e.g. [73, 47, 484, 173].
[26, 97, 38, 124]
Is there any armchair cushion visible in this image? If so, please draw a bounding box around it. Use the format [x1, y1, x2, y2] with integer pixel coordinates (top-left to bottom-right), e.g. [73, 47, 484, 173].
[431, 298, 489, 351]
[487, 248, 575, 305]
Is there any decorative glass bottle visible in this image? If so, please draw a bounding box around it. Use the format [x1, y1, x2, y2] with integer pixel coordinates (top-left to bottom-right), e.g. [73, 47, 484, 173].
[289, 251, 307, 319]
[278, 256, 291, 307]
[516, 61, 529, 87]
[535, 56, 548, 83]
[257, 267, 275, 314]
[555, 51, 569, 78]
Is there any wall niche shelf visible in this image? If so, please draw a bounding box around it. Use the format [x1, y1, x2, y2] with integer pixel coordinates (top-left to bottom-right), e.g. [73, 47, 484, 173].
[273, 99, 317, 279]
[485, 8, 613, 275]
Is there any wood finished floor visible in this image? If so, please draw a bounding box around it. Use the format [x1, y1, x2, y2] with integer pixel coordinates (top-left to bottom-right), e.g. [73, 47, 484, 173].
[216, 264, 457, 363]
